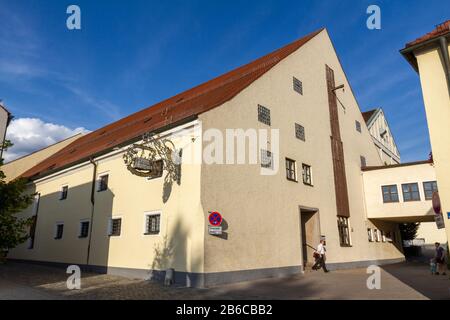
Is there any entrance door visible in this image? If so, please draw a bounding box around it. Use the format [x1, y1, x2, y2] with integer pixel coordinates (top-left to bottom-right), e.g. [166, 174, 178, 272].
[300, 207, 321, 267]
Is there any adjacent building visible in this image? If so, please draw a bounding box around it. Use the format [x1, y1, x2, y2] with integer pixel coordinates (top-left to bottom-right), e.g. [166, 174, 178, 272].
[362, 108, 401, 165]
[0, 101, 12, 160]
[10, 28, 426, 287]
[401, 20, 450, 247]
[1, 133, 83, 182]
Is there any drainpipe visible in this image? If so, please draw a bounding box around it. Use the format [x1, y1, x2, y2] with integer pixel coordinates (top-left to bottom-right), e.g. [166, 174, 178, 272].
[438, 36, 450, 96]
[86, 157, 97, 266]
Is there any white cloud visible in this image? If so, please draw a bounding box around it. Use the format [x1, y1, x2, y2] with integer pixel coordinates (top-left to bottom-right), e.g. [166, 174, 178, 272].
[3, 118, 89, 162]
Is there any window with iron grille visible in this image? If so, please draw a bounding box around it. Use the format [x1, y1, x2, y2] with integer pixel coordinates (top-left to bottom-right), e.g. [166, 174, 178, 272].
[60, 186, 68, 200]
[382, 185, 399, 203]
[145, 213, 161, 235]
[109, 218, 122, 236]
[423, 181, 438, 200]
[374, 229, 380, 242]
[98, 174, 109, 192]
[257, 105, 271, 126]
[402, 183, 420, 202]
[55, 223, 64, 240]
[293, 77, 303, 95]
[355, 120, 361, 133]
[79, 221, 90, 238]
[367, 228, 374, 242]
[360, 156, 367, 168]
[302, 164, 312, 186]
[337, 216, 351, 247]
[295, 123, 305, 141]
[285, 158, 297, 182]
[260, 149, 273, 169]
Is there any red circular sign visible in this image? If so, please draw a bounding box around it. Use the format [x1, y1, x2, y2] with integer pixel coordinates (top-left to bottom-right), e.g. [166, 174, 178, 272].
[433, 192, 441, 214]
[208, 212, 223, 226]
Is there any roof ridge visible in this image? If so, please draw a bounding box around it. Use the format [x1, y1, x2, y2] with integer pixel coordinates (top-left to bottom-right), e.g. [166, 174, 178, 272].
[22, 28, 323, 179]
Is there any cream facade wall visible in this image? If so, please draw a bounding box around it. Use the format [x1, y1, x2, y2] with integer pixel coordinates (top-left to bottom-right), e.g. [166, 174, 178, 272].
[9, 122, 206, 276]
[362, 163, 437, 222]
[416, 45, 450, 244]
[199, 29, 403, 274]
[1, 134, 82, 182]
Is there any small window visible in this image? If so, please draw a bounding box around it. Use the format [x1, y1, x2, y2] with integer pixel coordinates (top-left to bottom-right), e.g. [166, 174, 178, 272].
[402, 183, 420, 202]
[360, 156, 367, 168]
[285, 158, 297, 182]
[382, 185, 399, 203]
[293, 77, 303, 95]
[374, 229, 380, 242]
[423, 181, 438, 200]
[145, 213, 161, 235]
[367, 228, 374, 242]
[295, 123, 305, 141]
[109, 218, 122, 236]
[98, 174, 109, 192]
[337, 216, 351, 247]
[79, 221, 90, 238]
[381, 230, 386, 242]
[55, 223, 64, 240]
[60, 186, 68, 200]
[355, 120, 361, 133]
[260, 149, 273, 169]
[257, 105, 271, 126]
[302, 164, 312, 186]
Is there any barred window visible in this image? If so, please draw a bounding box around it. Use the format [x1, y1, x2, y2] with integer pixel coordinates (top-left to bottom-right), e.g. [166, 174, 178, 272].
[374, 229, 380, 242]
[402, 183, 420, 202]
[295, 123, 305, 141]
[79, 221, 90, 238]
[337, 216, 351, 247]
[109, 218, 122, 236]
[98, 174, 109, 192]
[367, 228, 374, 242]
[360, 156, 367, 168]
[258, 105, 271, 126]
[55, 223, 64, 240]
[60, 186, 68, 200]
[260, 149, 273, 169]
[293, 77, 303, 95]
[285, 158, 297, 182]
[302, 164, 312, 186]
[382, 185, 399, 203]
[145, 213, 161, 235]
[355, 120, 361, 133]
[423, 181, 438, 200]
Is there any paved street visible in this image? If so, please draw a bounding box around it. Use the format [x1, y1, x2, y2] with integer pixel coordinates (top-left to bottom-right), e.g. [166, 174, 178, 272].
[0, 261, 449, 300]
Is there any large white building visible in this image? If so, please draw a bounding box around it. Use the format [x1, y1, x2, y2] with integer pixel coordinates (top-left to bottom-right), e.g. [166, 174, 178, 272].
[8, 28, 439, 287]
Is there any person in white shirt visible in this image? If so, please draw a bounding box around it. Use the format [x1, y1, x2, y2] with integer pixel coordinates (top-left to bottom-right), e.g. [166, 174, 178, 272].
[312, 239, 329, 272]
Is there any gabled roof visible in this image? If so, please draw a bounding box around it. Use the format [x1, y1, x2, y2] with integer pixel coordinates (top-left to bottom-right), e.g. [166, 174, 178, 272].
[22, 28, 324, 180]
[362, 109, 378, 125]
[401, 20, 450, 72]
[406, 20, 450, 48]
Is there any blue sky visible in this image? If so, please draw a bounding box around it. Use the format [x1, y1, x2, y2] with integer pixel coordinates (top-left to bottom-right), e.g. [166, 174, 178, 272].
[0, 0, 448, 161]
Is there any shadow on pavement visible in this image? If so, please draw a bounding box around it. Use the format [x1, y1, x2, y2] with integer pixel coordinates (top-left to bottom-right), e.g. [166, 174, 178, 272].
[381, 262, 450, 300]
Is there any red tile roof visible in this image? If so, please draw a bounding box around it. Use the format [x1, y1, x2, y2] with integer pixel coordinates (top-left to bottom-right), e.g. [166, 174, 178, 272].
[406, 20, 450, 48]
[22, 28, 323, 179]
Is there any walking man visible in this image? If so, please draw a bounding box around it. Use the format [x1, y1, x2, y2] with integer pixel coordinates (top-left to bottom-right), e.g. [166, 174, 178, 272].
[312, 239, 329, 273]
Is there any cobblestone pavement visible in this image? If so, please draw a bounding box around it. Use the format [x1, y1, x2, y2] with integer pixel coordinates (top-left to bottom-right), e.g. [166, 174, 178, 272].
[1, 261, 449, 300]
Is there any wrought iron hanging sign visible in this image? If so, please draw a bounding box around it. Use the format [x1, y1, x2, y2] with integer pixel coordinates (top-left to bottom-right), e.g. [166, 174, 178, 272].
[123, 132, 181, 183]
